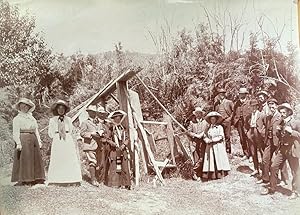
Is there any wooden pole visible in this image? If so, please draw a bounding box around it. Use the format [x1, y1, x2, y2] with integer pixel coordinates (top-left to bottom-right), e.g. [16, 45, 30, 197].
[134, 112, 165, 185]
[163, 113, 177, 165]
[116, 81, 139, 185]
[136, 76, 187, 132]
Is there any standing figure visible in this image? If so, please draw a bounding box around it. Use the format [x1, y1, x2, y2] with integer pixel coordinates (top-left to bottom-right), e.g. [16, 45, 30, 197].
[105, 110, 131, 189]
[47, 100, 82, 185]
[261, 103, 300, 199]
[214, 88, 234, 153]
[202, 111, 231, 180]
[186, 107, 209, 180]
[246, 99, 264, 176]
[256, 90, 271, 116]
[80, 105, 105, 187]
[11, 98, 45, 185]
[256, 98, 288, 185]
[232, 87, 252, 160]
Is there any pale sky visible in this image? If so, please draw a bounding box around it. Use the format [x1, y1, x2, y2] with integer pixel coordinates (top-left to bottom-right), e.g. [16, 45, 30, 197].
[8, 0, 299, 55]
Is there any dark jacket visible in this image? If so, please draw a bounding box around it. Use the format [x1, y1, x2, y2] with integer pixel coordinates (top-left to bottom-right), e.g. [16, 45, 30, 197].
[278, 117, 300, 158]
[257, 111, 282, 147]
[232, 98, 252, 128]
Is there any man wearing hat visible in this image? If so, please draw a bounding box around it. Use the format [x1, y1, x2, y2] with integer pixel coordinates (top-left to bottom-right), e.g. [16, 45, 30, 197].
[257, 98, 288, 185]
[256, 90, 270, 116]
[246, 99, 264, 176]
[214, 88, 234, 153]
[261, 103, 300, 199]
[80, 105, 107, 187]
[232, 87, 252, 160]
[186, 106, 209, 180]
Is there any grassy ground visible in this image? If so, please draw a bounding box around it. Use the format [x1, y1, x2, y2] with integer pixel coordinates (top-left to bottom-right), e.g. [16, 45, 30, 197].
[1, 130, 300, 215]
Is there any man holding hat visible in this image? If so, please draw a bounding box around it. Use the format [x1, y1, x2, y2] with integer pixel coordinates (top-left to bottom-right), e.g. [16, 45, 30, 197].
[261, 103, 300, 199]
[214, 88, 234, 153]
[232, 87, 252, 160]
[80, 105, 107, 187]
[186, 106, 209, 180]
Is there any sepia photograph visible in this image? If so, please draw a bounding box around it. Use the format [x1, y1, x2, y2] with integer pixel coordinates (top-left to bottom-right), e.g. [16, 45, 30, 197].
[0, 0, 300, 214]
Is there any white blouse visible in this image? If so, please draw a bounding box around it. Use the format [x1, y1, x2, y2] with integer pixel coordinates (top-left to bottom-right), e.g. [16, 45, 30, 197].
[13, 112, 41, 146]
[48, 116, 73, 139]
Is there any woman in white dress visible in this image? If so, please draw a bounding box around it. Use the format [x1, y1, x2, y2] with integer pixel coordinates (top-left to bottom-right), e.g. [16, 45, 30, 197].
[202, 111, 231, 180]
[47, 100, 82, 185]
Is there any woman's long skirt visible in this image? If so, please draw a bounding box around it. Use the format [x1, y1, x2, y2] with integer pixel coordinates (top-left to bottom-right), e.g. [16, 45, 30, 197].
[105, 148, 131, 187]
[202, 141, 230, 180]
[11, 133, 45, 183]
[47, 134, 82, 184]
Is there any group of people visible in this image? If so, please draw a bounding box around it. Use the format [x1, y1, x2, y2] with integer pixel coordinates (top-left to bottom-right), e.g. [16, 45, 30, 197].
[186, 87, 300, 200]
[11, 98, 131, 189]
[9, 87, 300, 199]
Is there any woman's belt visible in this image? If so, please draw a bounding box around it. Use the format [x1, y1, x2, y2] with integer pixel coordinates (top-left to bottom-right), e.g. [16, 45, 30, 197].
[55, 131, 69, 133]
[20, 129, 35, 133]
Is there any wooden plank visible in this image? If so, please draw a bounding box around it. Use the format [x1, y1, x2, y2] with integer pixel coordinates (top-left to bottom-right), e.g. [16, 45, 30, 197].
[163, 113, 177, 165]
[141, 121, 168, 125]
[136, 128, 149, 175]
[116, 81, 140, 186]
[134, 113, 165, 185]
[174, 134, 192, 161]
[128, 90, 143, 122]
[145, 128, 157, 154]
[71, 68, 142, 123]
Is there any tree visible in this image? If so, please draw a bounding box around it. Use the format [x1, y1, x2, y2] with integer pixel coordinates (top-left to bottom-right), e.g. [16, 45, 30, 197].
[0, 1, 54, 95]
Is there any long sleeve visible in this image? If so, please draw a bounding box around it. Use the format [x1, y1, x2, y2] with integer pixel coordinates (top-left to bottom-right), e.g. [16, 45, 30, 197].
[67, 117, 74, 133]
[12, 117, 21, 146]
[48, 118, 55, 139]
[80, 121, 92, 139]
[34, 119, 42, 145]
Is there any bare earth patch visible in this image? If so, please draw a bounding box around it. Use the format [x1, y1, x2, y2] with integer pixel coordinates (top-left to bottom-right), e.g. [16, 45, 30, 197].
[1, 153, 300, 215]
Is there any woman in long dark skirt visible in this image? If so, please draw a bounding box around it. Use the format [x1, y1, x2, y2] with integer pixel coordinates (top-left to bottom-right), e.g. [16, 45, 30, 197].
[104, 110, 131, 189]
[11, 98, 45, 185]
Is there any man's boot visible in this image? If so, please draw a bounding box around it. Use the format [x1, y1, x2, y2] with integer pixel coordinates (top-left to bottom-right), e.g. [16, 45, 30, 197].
[89, 166, 99, 187]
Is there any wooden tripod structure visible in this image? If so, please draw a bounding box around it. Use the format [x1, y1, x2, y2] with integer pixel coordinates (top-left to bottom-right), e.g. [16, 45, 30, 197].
[70, 68, 192, 186]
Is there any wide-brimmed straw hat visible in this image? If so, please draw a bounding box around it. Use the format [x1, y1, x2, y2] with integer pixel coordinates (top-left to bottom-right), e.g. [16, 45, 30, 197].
[108, 110, 127, 119]
[239, 88, 249, 94]
[51, 100, 70, 115]
[193, 107, 204, 115]
[14, 98, 36, 112]
[205, 111, 223, 122]
[86, 105, 99, 113]
[278, 103, 293, 115]
[256, 90, 269, 98]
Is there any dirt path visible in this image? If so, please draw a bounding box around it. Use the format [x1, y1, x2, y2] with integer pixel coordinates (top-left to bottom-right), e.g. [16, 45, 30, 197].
[1, 156, 300, 215]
